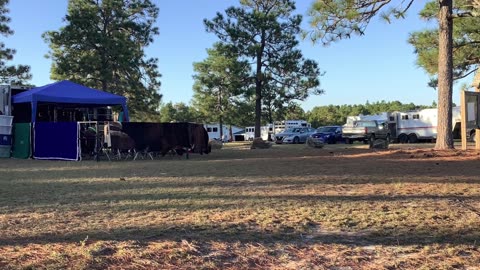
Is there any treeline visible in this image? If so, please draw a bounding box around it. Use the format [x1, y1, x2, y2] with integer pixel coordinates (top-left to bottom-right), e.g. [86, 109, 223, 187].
[156, 100, 437, 128]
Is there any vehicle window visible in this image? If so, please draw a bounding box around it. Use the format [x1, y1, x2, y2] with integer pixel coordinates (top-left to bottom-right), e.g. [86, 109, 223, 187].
[355, 121, 376, 128]
[317, 127, 338, 133]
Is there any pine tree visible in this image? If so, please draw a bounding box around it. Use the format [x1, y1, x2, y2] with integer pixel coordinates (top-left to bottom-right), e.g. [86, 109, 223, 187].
[192, 43, 252, 137]
[43, 0, 162, 117]
[0, 0, 31, 85]
[205, 0, 322, 138]
[409, 0, 480, 87]
[306, 0, 478, 149]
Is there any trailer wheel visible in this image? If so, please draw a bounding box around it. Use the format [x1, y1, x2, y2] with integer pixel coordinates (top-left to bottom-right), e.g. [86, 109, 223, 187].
[398, 134, 408, 144]
[408, 133, 418, 143]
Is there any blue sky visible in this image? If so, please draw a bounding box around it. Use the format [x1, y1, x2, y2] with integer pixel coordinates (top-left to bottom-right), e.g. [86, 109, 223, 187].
[5, 0, 473, 111]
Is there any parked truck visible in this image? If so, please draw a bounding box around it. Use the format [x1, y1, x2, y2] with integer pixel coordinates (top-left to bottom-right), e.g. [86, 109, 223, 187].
[342, 120, 390, 144]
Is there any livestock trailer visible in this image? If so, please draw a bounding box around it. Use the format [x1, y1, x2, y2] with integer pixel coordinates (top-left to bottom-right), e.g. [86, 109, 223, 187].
[245, 120, 312, 141]
[344, 108, 463, 143]
[386, 107, 461, 143]
[204, 123, 243, 142]
[244, 125, 273, 141]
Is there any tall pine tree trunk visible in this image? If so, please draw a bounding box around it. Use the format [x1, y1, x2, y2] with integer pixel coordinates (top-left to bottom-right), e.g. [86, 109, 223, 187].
[254, 34, 266, 139]
[218, 90, 223, 140]
[255, 78, 262, 138]
[435, 0, 454, 150]
[219, 116, 223, 141]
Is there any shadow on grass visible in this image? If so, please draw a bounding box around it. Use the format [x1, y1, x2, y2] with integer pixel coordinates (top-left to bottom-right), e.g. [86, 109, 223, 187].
[2, 148, 480, 248]
[3, 176, 480, 211]
[2, 156, 480, 181]
[0, 222, 478, 247]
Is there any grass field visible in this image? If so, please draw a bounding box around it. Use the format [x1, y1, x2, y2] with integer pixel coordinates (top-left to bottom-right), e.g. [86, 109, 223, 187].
[1, 143, 480, 269]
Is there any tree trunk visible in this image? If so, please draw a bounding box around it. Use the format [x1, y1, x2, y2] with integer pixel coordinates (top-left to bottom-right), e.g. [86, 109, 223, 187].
[254, 78, 262, 138]
[102, 80, 108, 92]
[254, 32, 266, 139]
[218, 90, 223, 140]
[219, 115, 223, 141]
[435, 0, 454, 150]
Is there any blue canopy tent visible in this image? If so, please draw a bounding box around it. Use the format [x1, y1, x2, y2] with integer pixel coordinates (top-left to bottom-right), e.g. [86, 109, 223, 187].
[13, 80, 129, 123]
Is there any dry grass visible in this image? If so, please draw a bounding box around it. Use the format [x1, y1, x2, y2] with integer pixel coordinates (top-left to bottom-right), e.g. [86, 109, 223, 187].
[1, 143, 480, 269]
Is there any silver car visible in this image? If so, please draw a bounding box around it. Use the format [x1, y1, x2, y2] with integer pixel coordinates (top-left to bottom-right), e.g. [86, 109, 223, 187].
[275, 127, 316, 144]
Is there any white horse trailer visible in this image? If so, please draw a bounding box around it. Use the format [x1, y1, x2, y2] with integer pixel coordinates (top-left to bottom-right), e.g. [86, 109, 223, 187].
[244, 125, 274, 141]
[245, 120, 311, 141]
[387, 107, 461, 143]
[204, 124, 243, 142]
[244, 126, 255, 141]
[273, 120, 311, 134]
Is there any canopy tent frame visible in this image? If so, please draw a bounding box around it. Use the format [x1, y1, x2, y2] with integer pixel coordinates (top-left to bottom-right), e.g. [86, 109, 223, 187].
[13, 80, 129, 124]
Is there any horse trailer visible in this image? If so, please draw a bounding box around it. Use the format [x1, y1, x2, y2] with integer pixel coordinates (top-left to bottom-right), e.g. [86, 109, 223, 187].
[344, 107, 463, 143]
[244, 120, 312, 141]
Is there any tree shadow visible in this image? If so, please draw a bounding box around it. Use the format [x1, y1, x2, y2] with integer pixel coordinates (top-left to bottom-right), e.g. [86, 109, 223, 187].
[0, 221, 478, 247]
[2, 154, 480, 180]
[2, 148, 480, 249]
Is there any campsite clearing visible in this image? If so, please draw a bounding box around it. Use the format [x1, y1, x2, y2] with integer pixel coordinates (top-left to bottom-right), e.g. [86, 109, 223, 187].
[1, 143, 480, 269]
